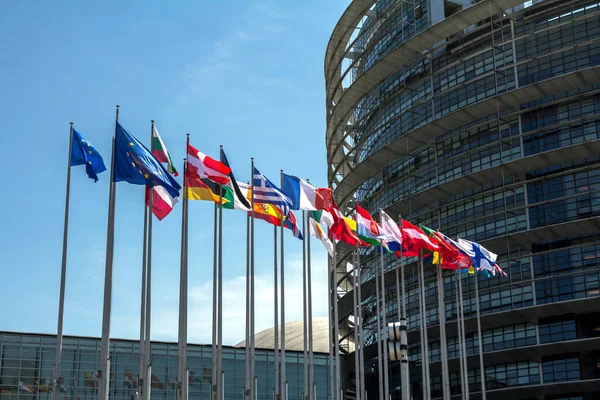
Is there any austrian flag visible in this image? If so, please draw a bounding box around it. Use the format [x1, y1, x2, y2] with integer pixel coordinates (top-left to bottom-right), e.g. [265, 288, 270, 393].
[187, 144, 231, 185]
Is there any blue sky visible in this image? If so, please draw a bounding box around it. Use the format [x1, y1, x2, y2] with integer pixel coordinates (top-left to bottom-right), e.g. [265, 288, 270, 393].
[0, 0, 347, 345]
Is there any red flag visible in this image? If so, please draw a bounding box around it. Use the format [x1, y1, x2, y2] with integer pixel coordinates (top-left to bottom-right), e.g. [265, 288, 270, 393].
[329, 200, 368, 247]
[401, 220, 439, 256]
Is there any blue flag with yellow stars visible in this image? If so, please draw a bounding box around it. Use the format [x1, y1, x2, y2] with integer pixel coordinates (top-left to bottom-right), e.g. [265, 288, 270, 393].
[70, 129, 107, 182]
[113, 122, 181, 198]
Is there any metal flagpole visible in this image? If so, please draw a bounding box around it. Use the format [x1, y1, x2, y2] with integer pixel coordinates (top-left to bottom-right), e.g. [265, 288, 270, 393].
[417, 260, 426, 400]
[217, 147, 225, 400]
[144, 121, 155, 400]
[274, 223, 280, 400]
[356, 249, 365, 400]
[333, 248, 341, 400]
[420, 252, 431, 400]
[302, 211, 308, 400]
[177, 136, 190, 400]
[351, 250, 360, 400]
[52, 122, 73, 400]
[250, 160, 256, 400]
[437, 267, 450, 400]
[399, 233, 409, 400]
[138, 130, 149, 400]
[98, 105, 119, 400]
[458, 274, 469, 400]
[327, 246, 335, 400]
[379, 214, 389, 400]
[211, 201, 218, 400]
[245, 211, 251, 400]
[279, 171, 287, 400]
[456, 274, 466, 400]
[374, 246, 383, 400]
[306, 210, 315, 400]
[475, 275, 487, 400]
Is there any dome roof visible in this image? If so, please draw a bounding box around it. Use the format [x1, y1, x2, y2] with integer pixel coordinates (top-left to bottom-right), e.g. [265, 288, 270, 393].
[236, 317, 330, 353]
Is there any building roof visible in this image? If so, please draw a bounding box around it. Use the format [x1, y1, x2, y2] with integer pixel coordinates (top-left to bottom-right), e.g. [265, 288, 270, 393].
[235, 318, 330, 353]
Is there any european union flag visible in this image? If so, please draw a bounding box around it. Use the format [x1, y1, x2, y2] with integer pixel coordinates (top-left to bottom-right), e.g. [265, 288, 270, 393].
[113, 122, 181, 198]
[70, 129, 106, 182]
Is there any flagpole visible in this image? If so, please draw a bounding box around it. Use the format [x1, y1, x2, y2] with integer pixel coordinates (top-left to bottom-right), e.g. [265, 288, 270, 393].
[458, 273, 469, 400]
[379, 214, 389, 400]
[327, 245, 335, 400]
[273, 222, 279, 400]
[144, 121, 155, 400]
[211, 201, 218, 400]
[245, 209, 251, 400]
[250, 160, 256, 400]
[302, 210, 308, 400]
[305, 210, 314, 400]
[52, 122, 73, 400]
[333, 240, 341, 400]
[417, 259, 426, 400]
[374, 244, 383, 400]
[351, 249, 360, 400]
[279, 170, 287, 400]
[420, 251, 431, 400]
[398, 216, 409, 400]
[138, 178, 148, 400]
[356, 248, 365, 400]
[98, 105, 119, 400]
[437, 267, 450, 400]
[475, 274, 487, 400]
[177, 137, 190, 400]
[456, 274, 466, 400]
[217, 153, 224, 400]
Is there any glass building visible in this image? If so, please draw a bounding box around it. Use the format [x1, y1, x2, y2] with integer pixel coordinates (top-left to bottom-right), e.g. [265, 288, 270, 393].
[0, 331, 330, 400]
[325, 0, 600, 399]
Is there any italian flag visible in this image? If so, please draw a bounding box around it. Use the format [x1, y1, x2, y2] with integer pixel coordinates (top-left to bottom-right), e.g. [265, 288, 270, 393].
[152, 126, 178, 176]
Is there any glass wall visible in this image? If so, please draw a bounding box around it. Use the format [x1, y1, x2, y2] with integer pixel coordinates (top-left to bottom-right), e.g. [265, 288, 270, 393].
[0, 333, 330, 400]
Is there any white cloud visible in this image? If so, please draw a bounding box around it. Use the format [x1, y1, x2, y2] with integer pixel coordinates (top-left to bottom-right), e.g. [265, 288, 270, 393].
[151, 251, 329, 346]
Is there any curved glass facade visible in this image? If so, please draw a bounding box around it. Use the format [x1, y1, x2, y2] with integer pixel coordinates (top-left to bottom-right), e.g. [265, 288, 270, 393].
[0, 332, 330, 400]
[326, 0, 600, 399]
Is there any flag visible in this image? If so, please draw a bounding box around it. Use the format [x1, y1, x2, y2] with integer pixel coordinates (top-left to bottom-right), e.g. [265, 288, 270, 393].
[151, 126, 178, 176]
[151, 375, 164, 390]
[252, 203, 303, 239]
[123, 371, 136, 389]
[220, 149, 251, 211]
[145, 185, 178, 221]
[223, 181, 250, 210]
[309, 209, 334, 229]
[355, 205, 386, 247]
[329, 200, 367, 247]
[456, 238, 498, 274]
[253, 202, 285, 226]
[187, 144, 230, 185]
[309, 218, 334, 256]
[253, 167, 293, 210]
[113, 123, 181, 198]
[400, 220, 439, 257]
[18, 382, 34, 394]
[70, 129, 106, 182]
[84, 373, 96, 388]
[434, 232, 473, 270]
[167, 378, 176, 390]
[34, 380, 50, 393]
[380, 210, 403, 253]
[282, 174, 332, 210]
[283, 209, 303, 240]
[185, 170, 227, 204]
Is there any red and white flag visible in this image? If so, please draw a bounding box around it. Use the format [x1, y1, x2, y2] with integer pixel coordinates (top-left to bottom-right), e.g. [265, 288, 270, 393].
[186, 144, 231, 185]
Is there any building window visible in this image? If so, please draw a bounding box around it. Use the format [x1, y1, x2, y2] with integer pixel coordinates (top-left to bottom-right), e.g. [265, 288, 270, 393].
[542, 357, 581, 382]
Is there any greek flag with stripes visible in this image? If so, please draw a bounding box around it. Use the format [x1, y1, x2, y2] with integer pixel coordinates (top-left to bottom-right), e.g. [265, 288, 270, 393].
[253, 167, 293, 212]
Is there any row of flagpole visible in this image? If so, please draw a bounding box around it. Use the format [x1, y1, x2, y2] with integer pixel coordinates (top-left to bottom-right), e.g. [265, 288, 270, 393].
[52, 105, 506, 400]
